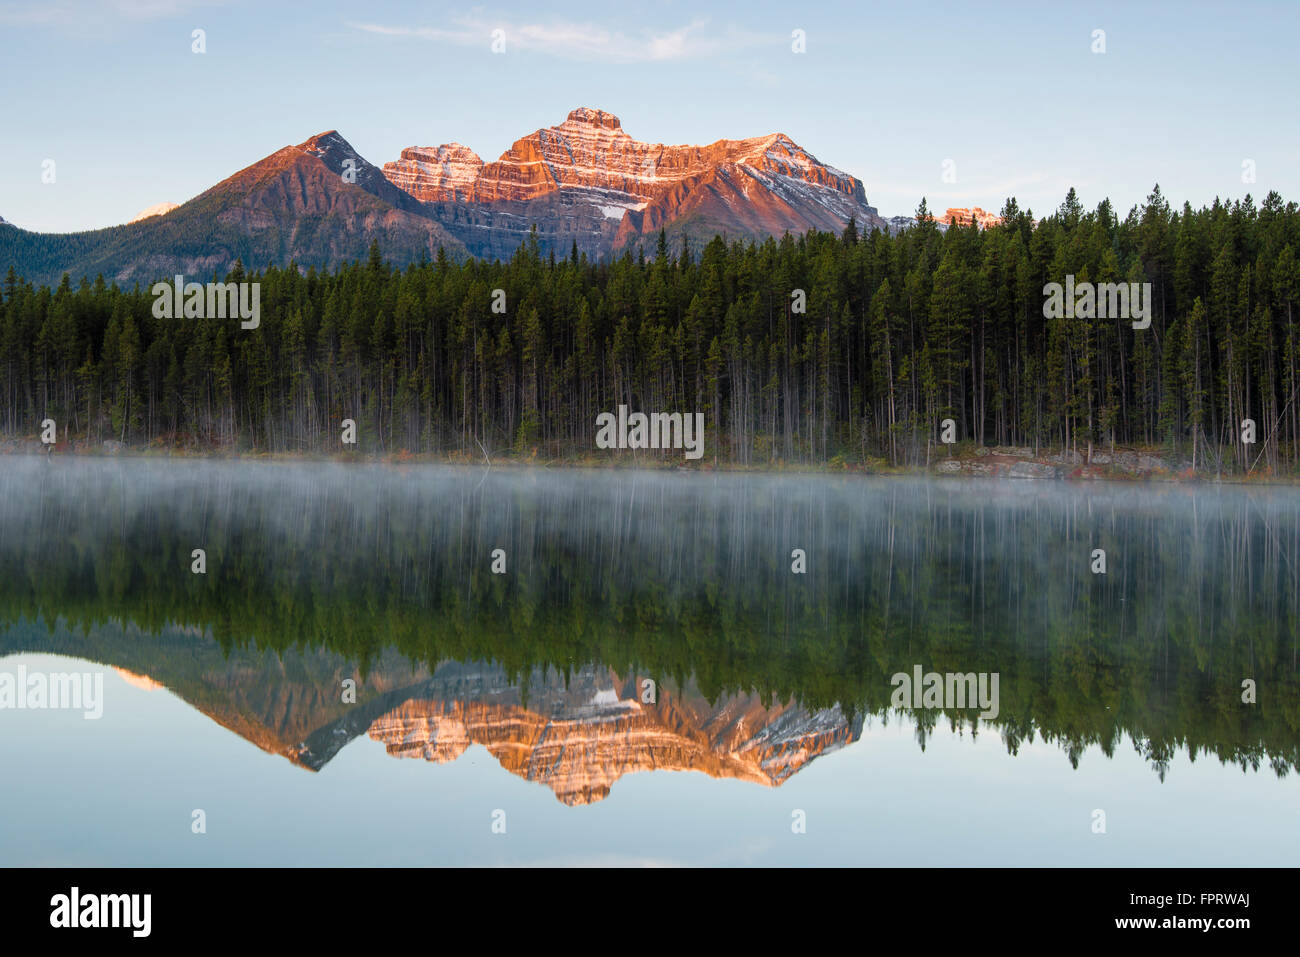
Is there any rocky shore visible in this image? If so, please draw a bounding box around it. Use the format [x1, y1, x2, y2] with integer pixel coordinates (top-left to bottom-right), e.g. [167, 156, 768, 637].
[933, 446, 1188, 480]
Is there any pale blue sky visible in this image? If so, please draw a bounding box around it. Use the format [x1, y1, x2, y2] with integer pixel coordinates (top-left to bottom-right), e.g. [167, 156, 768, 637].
[2, 0, 1296, 233]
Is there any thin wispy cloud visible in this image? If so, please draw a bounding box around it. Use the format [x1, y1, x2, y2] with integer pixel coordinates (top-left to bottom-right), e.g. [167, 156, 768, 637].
[347, 15, 771, 63]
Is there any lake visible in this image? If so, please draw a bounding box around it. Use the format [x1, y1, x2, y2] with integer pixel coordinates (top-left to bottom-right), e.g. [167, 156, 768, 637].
[1, 458, 1297, 865]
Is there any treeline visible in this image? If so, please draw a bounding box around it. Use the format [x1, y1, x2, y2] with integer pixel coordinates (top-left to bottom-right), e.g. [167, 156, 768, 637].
[3, 186, 1300, 469]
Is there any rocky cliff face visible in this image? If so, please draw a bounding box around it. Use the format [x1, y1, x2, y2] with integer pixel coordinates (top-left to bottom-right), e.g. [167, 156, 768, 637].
[388, 109, 860, 204]
[384, 143, 485, 202]
[384, 107, 888, 258]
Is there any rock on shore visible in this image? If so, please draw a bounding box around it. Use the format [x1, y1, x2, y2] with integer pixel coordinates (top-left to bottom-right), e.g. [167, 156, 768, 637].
[934, 447, 1184, 479]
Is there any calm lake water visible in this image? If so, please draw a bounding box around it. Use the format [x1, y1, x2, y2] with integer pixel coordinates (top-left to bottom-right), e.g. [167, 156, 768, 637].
[1, 458, 1297, 865]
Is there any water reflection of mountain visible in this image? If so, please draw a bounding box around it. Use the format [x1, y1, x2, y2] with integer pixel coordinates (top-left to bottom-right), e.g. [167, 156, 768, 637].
[0, 620, 859, 804]
[1, 459, 1298, 788]
[364, 664, 859, 805]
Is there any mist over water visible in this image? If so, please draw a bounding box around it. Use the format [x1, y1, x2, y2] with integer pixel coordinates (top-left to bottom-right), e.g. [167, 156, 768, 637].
[1, 458, 1298, 864]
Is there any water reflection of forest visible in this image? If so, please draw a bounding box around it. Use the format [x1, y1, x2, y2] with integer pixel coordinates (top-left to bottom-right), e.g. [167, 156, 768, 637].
[2, 459, 1297, 781]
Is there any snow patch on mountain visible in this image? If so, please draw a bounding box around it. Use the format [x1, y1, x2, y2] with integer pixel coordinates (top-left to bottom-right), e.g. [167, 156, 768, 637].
[596, 200, 647, 220]
[128, 202, 179, 224]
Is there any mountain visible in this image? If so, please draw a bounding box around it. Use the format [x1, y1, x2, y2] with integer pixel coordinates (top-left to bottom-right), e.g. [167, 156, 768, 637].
[0, 131, 467, 286]
[931, 206, 1003, 229]
[1, 109, 888, 285]
[385, 106, 888, 259]
[882, 206, 1008, 236]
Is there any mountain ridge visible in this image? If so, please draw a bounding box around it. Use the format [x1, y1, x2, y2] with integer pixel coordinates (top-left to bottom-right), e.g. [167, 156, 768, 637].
[2, 109, 894, 285]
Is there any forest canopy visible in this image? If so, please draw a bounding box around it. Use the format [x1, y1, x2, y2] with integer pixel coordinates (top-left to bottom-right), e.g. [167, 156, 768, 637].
[3, 187, 1299, 471]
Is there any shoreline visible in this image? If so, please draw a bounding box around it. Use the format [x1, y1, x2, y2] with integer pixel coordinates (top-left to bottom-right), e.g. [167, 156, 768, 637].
[4, 438, 1298, 486]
